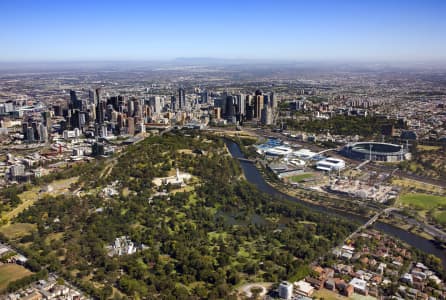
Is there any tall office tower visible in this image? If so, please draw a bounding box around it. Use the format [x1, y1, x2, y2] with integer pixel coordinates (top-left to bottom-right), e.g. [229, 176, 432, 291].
[237, 94, 246, 116]
[261, 106, 273, 125]
[38, 123, 48, 143]
[127, 99, 134, 117]
[127, 117, 135, 135]
[88, 89, 95, 104]
[270, 92, 277, 111]
[22, 123, 28, 140]
[41, 111, 51, 131]
[117, 95, 125, 112]
[254, 90, 264, 120]
[171, 96, 177, 111]
[200, 91, 208, 103]
[71, 110, 81, 129]
[27, 126, 35, 143]
[95, 88, 101, 105]
[108, 96, 119, 111]
[133, 100, 142, 118]
[96, 101, 106, 125]
[225, 95, 236, 118]
[178, 87, 186, 110]
[70, 90, 83, 110]
[149, 96, 162, 114]
[106, 104, 114, 121]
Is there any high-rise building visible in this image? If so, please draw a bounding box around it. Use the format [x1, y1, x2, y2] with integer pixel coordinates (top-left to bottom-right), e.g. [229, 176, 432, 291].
[225, 95, 236, 118]
[149, 96, 162, 114]
[200, 91, 208, 103]
[41, 111, 52, 131]
[95, 88, 101, 105]
[39, 123, 48, 143]
[70, 90, 83, 110]
[88, 89, 95, 104]
[127, 117, 135, 135]
[170, 96, 177, 111]
[278, 281, 293, 299]
[96, 101, 106, 125]
[254, 94, 264, 119]
[178, 87, 186, 109]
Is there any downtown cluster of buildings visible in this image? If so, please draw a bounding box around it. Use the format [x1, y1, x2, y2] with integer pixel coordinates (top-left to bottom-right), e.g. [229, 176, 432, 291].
[0, 86, 280, 187]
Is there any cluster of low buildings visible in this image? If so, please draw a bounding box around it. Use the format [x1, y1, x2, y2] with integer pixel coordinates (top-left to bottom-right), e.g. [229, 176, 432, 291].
[4, 275, 88, 300]
[290, 229, 446, 299]
[0, 243, 87, 299]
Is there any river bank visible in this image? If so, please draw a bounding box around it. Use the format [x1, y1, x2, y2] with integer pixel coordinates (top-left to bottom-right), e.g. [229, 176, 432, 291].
[225, 140, 446, 269]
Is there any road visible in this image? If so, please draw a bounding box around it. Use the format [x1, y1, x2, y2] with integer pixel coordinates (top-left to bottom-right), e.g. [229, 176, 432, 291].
[343, 207, 400, 243]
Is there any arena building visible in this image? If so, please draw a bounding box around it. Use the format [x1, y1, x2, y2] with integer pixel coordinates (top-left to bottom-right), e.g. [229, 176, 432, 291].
[341, 142, 410, 162]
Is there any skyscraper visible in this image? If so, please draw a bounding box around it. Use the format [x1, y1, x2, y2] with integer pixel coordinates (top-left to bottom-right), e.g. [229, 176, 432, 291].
[70, 90, 83, 110]
[178, 87, 186, 110]
[96, 101, 105, 125]
[254, 90, 264, 120]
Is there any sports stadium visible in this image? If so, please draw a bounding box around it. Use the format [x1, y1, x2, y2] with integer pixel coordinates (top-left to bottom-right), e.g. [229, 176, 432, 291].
[341, 142, 410, 162]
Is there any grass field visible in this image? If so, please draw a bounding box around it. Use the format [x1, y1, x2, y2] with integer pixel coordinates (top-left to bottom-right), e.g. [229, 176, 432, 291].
[3, 187, 40, 222]
[0, 223, 36, 240]
[399, 193, 446, 210]
[417, 145, 442, 151]
[433, 211, 446, 225]
[0, 264, 32, 292]
[313, 288, 377, 300]
[313, 288, 347, 300]
[2, 177, 79, 224]
[290, 173, 313, 183]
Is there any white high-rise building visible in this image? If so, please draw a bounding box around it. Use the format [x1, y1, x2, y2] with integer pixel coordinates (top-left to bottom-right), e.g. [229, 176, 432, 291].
[279, 281, 293, 299]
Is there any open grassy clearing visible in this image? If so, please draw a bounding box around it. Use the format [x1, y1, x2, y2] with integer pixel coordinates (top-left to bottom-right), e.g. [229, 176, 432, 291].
[0, 223, 36, 240]
[289, 173, 314, 183]
[417, 145, 442, 151]
[0, 264, 33, 292]
[3, 187, 40, 222]
[433, 211, 446, 225]
[2, 177, 79, 223]
[399, 193, 446, 210]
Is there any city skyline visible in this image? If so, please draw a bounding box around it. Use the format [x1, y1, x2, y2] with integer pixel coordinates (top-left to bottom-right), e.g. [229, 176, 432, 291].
[1, 0, 446, 63]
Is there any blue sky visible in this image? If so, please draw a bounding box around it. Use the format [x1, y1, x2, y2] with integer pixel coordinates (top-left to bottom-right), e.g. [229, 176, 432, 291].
[1, 0, 445, 62]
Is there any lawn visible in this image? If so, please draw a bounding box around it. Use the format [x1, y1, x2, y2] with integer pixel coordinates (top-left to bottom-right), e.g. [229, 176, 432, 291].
[0, 264, 33, 292]
[417, 145, 441, 151]
[399, 193, 446, 210]
[3, 187, 40, 222]
[290, 173, 313, 183]
[313, 288, 347, 300]
[0, 223, 36, 240]
[433, 211, 446, 225]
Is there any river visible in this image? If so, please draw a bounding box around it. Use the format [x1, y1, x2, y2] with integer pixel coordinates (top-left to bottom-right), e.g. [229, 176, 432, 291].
[225, 140, 446, 268]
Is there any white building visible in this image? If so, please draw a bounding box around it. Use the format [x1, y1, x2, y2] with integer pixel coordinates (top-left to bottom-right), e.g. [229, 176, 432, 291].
[349, 278, 368, 295]
[316, 158, 346, 171]
[111, 236, 137, 256]
[265, 146, 293, 156]
[152, 169, 192, 187]
[293, 149, 317, 160]
[279, 281, 293, 299]
[294, 280, 314, 297]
